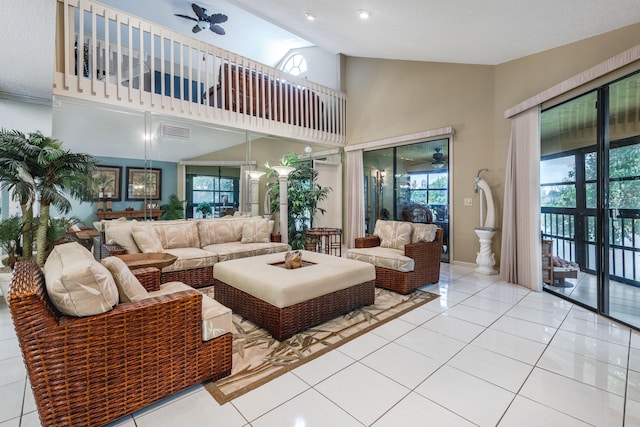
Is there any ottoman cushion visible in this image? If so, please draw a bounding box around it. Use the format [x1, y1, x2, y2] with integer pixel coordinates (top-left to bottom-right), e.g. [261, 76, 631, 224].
[213, 250, 375, 308]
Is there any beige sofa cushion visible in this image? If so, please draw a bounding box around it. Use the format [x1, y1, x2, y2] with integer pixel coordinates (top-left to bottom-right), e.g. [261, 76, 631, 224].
[148, 281, 232, 341]
[101, 256, 149, 303]
[374, 220, 412, 250]
[161, 247, 218, 272]
[44, 242, 119, 317]
[104, 219, 141, 254]
[197, 217, 261, 246]
[346, 247, 415, 273]
[411, 223, 438, 243]
[131, 226, 164, 253]
[148, 221, 201, 249]
[240, 219, 273, 243]
[203, 241, 289, 262]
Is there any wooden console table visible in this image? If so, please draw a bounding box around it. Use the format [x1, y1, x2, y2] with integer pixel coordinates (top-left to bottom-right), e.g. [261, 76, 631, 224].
[96, 209, 163, 221]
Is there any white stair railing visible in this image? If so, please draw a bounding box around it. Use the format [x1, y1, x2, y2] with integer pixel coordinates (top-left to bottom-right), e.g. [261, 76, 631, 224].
[54, 0, 346, 146]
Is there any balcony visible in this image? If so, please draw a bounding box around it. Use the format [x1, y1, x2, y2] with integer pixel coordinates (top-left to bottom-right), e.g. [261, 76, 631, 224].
[541, 209, 640, 326]
[53, 0, 346, 146]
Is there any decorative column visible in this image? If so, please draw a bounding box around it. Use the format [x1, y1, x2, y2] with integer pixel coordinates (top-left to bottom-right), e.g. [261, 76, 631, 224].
[271, 166, 296, 245]
[246, 171, 266, 217]
[474, 228, 498, 275]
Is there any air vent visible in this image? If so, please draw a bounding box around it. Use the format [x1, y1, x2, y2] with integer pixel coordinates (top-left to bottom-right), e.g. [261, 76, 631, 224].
[160, 124, 190, 139]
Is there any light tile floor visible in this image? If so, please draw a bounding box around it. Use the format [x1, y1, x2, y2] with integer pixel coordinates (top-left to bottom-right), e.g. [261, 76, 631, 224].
[2, 263, 640, 426]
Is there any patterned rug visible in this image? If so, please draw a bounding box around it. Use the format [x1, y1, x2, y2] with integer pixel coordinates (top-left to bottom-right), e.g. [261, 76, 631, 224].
[203, 287, 439, 404]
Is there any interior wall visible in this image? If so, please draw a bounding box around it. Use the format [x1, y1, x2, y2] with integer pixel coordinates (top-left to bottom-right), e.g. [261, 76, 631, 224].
[61, 156, 178, 226]
[344, 58, 495, 264]
[344, 23, 640, 266]
[278, 46, 341, 90]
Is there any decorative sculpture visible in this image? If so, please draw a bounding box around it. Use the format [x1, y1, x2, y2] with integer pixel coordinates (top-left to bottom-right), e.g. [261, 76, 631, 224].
[284, 250, 303, 269]
[474, 169, 498, 275]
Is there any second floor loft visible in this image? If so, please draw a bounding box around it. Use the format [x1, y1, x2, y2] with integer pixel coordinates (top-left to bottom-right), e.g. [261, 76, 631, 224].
[54, 0, 347, 146]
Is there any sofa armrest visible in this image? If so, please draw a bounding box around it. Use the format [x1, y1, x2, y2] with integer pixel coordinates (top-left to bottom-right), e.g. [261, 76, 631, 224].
[404, 228, 444, 268]
[59, 289, 203, 337]
[132, 267, 161, 292]
[354, 235, 380, 248]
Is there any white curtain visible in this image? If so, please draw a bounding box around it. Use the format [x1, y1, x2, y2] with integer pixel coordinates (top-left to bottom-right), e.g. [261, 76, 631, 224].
[346, 150, 365, 249]
[499, 106, 542, 291]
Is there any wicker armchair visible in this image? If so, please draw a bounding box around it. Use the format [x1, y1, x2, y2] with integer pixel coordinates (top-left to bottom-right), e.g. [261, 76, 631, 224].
[7, 260, 232, 427]
[352, 228, 443, 294]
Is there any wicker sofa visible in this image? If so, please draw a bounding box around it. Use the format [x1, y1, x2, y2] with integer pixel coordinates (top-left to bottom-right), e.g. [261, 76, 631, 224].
[346, 220, 443, 294]
[7, 243, 232, 427]
[94, 216, 289, 288]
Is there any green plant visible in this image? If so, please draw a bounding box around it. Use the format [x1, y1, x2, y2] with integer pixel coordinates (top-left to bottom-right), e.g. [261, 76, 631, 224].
[196, 201, 213, 218]
[265, 153, 331, 249]
[161, 194, 186, 220]
[0, 216, 22, 268]
[0, 129, 98, 266]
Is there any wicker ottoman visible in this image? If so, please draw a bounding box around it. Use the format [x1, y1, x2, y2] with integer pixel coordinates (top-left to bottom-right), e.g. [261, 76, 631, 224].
[213, 250, 376, 341]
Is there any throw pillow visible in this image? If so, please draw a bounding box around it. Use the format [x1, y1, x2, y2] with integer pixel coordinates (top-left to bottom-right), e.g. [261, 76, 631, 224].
[411, 223, 438, 243]
[44, 242, 119, 317]
[240, 219, 272, 243]
[101, 256, 150, 303]
[104, 219, 140, 253]
[131, 226, 163, 253]
[374, 220, 412, 250]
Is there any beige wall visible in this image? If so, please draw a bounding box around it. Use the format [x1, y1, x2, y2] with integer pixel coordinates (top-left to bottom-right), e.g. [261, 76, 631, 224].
[344, 23, 640, 265]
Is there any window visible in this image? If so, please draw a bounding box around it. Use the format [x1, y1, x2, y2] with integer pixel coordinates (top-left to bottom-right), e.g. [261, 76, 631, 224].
[186, 171, 238, 218]
[408, 171, 448, 207]
[281, 53, 307, 77]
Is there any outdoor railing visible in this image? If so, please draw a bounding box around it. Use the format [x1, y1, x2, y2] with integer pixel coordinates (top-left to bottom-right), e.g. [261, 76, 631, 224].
[53, 0, 347, 146]
[542, 208, 640, 287]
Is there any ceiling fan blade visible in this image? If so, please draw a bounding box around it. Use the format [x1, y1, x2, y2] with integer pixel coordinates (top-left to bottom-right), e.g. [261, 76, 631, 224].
[191, 3, 207, 20]
[209, 24, 225, 35]
[208, 13, 228, 24]
[192, 24, 202, 33]
[175, 13, 197, 22]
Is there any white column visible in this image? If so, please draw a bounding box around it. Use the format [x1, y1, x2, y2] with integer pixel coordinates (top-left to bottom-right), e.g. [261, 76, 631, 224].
[271, 166, 296, 245]
[246, 171, 265, 217]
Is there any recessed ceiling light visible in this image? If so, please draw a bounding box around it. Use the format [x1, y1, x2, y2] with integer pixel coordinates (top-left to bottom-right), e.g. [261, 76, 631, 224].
[305, 12, 317, 21]
[358, 10, 370, 19]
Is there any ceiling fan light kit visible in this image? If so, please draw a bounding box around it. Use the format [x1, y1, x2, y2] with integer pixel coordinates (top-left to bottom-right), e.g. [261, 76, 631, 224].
[175, 3, 228, 35]
[432, 147, 446, 169]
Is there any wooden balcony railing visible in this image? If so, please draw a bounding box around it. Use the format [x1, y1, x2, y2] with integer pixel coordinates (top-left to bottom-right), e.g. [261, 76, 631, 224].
[53, 0, 346, 146]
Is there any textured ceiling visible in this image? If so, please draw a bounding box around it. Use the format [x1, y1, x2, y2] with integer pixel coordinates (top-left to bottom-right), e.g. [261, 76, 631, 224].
[100, 0, 640, 66]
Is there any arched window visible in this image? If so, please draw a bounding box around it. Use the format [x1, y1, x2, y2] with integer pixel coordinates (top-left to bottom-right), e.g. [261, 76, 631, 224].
[281, 53, 307, 77]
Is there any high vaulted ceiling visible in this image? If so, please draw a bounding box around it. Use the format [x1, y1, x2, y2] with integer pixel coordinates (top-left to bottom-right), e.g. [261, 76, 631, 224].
[102, 0, 640, 66]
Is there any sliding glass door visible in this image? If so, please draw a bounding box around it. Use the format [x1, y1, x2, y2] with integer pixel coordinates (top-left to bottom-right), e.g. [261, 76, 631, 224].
[363, 138, 450, 262]
[541, 72, 640, 329]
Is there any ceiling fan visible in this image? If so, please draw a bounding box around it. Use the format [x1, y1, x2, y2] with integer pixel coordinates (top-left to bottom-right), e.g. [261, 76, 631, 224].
[175, 3, 228, 35]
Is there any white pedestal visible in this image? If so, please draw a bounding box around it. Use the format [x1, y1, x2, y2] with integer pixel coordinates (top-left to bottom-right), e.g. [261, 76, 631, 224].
[474, 228, 498, 275]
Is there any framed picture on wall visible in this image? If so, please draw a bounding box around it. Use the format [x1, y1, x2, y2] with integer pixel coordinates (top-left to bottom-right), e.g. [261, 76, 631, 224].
[94, 165, 122, 201]
[126, 167, 162, 201]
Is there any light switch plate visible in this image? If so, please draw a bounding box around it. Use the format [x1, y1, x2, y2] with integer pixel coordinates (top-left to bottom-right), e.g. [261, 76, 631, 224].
[464, 198, 473, 206]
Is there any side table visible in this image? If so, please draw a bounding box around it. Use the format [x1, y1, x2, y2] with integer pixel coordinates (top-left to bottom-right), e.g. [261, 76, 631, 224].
[304, 228, 342, 257]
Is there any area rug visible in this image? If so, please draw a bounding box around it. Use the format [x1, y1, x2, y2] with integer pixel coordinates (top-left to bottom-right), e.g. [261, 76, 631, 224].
[203, 287, 439, 404]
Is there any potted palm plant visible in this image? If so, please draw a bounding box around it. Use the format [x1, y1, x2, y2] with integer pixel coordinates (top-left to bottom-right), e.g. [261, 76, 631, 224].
[0, 129, 98, 266]
[0, 216, 22, 269]
[161, 194, 186, 220]
[265, 153, 331, 249]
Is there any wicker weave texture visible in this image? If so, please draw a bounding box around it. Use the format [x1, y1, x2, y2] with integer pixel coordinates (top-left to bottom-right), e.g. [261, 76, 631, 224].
[214, 279, 375, 341]
[354, 228, 443, 295]
[162, 267, 214, 289]
[7, 260, 232, 427]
